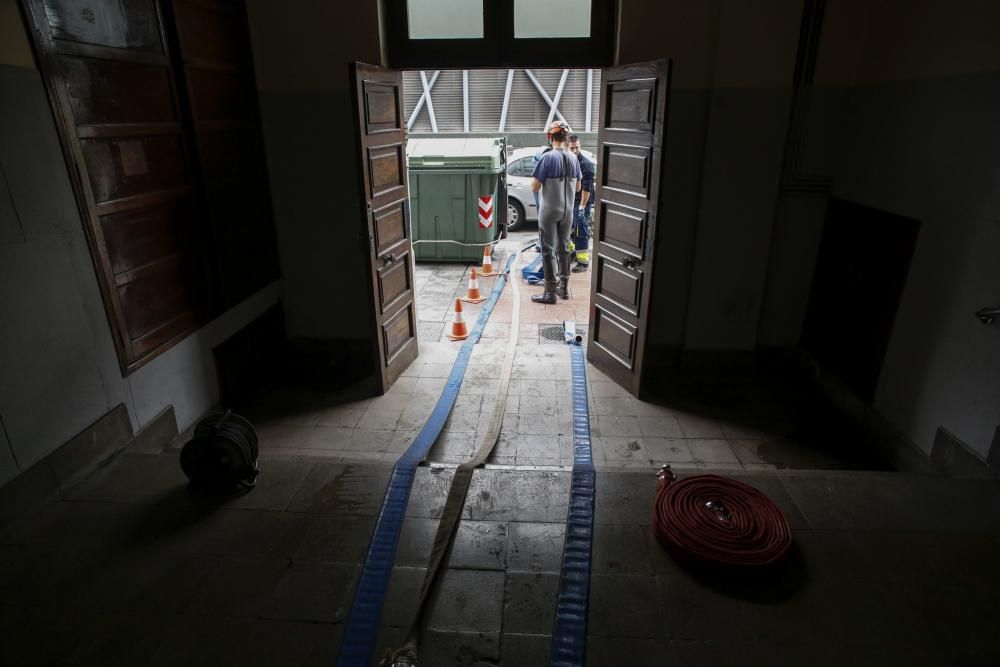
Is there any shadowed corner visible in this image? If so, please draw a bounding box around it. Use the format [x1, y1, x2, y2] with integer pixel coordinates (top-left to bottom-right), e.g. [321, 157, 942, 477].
[682, 541, 810, 604]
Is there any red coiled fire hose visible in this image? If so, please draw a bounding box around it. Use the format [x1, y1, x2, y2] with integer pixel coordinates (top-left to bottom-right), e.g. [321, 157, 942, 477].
[652, 466, 792, 567]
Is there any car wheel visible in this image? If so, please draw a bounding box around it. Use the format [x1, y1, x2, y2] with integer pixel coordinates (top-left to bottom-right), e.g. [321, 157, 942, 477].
[507, 199, 525, 232]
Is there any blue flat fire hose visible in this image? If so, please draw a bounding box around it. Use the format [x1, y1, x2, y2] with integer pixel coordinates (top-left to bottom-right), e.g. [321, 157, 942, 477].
[521, 254, 544, 285]
[550, 321, 596, 667]
[336, 254, 516, 667]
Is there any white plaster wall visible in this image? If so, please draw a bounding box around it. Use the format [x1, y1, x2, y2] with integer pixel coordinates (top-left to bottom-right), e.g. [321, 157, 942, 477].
[0, 65, 134, 474]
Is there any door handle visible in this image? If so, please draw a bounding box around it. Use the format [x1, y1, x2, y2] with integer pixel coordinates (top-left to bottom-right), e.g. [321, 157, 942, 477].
[621, 257, 640, 270]
[384, 253, 397, 265]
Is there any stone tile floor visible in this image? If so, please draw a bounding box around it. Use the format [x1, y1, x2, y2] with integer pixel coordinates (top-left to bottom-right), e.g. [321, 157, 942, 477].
[239, 335, 886, 473]
[4, 450, 1000, 665]
[9, 233, 992, 664]
[230, 229, 889, 474]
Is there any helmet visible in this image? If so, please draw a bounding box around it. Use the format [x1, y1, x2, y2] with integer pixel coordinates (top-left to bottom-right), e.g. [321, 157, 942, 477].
[546, 120, 571, 141]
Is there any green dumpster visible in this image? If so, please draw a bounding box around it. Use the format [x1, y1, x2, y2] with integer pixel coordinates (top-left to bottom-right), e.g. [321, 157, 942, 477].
[408, 137, 505, 262]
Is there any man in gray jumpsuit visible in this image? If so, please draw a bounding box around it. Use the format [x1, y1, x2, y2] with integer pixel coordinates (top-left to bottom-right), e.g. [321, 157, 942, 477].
[530, 121, 582, 304]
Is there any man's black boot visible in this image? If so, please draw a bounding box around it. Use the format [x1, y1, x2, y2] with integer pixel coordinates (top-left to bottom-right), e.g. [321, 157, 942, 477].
[556, 281, 569, 300]
[532, 291, 557, 304]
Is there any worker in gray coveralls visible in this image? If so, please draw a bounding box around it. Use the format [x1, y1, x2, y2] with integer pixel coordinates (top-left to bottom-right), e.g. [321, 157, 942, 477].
[530, 120, 582, 304]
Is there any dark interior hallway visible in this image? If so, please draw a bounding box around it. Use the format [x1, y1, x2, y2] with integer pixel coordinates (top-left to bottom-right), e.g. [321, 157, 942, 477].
[2, 0, 1000, 664]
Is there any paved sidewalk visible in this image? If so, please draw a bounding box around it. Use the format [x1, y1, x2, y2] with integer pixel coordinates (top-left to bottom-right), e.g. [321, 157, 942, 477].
[414, 230, 592, 343]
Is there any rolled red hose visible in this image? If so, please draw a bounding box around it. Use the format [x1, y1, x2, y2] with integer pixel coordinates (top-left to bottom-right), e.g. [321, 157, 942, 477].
[652, 467, 792, 567]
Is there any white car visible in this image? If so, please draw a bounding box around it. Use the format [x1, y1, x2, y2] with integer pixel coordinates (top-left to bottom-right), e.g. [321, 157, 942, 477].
[505, 146, 597, 231]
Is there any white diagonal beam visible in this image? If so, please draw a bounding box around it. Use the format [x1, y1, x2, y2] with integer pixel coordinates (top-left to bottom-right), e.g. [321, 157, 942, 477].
[586, 69, 593, 132]
[462, 70, 469, 133]
[420, 70, 439, 133]
[545, 69, 569, 129]
[407, 70, 440, 132]
[524, 69, 569, 130]
[498, 69, 515, 132]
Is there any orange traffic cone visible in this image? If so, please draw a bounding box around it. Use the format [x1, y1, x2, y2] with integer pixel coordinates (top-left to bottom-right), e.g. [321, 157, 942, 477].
[480, 245, 497, 276]
[460, 268, 487, 304]
[446, 299, 469, 341]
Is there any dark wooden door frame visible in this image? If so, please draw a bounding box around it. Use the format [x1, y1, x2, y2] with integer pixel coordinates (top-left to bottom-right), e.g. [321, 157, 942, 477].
[355, 57, 672, 397]
[20, 0, 208, 374]
[351, 62, 420, 393]
[161, 0, 281, 308]
[586, 59, 671, 397]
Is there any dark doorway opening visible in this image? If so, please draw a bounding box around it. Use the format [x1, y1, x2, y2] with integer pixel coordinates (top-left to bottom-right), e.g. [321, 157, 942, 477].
[802, 198, 921, 403]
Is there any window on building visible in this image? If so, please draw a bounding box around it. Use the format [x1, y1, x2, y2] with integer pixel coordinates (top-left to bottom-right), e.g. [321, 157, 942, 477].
[514, 0, 592, 39]
[387, 0, 616, 68]
[407, 0, 484, 39]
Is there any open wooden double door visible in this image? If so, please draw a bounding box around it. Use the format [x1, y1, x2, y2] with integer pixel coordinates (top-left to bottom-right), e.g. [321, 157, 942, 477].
[352, 60, 671, 397]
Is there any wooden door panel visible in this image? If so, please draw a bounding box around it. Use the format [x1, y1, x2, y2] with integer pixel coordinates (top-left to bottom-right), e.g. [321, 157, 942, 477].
[592, 307, 638, 369]
[605, 79, 657, 131]
[43, 0, 163, 52]
[377, 254, 413, 315]
[594, 256, 642, 316]
[117, 255, 196, 338]
[25, 0, 209, 372]
[81, 135, 188, 203]
[587, 60, 671, 396]
[166, 0, 280, 307]
[368, 143, 406, 200]
[100, 199, 192, 274]
[363, 81, 402, 133]
[128, 310, 196, 358]
[353, 63, 418, 392]
[598, 202, 646, 258]
[601, 144, 651, 197]
[61, 57, 176, 124]
[383, 304, 417, 365]
[373, 200, 408, 255]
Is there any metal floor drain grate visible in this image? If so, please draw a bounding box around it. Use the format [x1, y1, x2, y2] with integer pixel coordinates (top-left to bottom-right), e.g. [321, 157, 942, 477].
[417, 321, 446, 342]
[539, 323, 587, 344]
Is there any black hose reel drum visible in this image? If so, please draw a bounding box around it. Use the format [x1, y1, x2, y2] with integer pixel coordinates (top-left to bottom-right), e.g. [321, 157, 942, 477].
[180, 410, 259, 492]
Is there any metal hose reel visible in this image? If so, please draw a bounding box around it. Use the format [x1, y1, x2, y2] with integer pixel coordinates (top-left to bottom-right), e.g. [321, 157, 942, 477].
[179, 410, 259, 492]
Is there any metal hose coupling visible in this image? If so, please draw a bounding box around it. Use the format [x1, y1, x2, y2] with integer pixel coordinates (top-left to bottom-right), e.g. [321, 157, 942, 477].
[378, 642, 418, 667]
[657, 464, 677, 485]
[563, 320, 583, 345]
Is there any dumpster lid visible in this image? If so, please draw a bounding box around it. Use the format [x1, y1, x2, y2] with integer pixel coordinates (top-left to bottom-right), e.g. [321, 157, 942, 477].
[407, 137, 503, 172]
